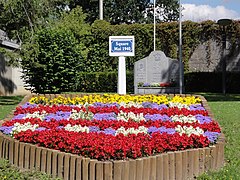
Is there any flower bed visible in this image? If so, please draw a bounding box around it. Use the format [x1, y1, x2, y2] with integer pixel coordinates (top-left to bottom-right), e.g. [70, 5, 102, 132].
[138, 82, 175, 87]
[0, 94, 221, 162]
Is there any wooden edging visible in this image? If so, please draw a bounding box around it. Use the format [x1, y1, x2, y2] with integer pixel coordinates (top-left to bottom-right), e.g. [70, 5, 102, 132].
[0, 93, 225, 180]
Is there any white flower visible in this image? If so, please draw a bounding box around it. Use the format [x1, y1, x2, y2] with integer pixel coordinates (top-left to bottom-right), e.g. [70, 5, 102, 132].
[116, 126, 127, 135]
[115, 126, 148, 136]
[168, 102, 190, 109]
[126, 128, 137, 135]
[117, 111, 145, 122]
[69, 110, 93, 120]
[120, 102, 143, 108]
[171, 115, 198, 123]
[175, 125, 204, 136]
[25, 111, 47, 120]
[64, 124, 89, 133]
[12, 122, 39, 134]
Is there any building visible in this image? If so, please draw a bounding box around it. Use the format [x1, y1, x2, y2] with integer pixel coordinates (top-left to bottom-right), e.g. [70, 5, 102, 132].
[0, 30, 29, 95]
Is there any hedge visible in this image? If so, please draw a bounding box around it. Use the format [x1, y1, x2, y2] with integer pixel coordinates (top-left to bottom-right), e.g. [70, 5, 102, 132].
[76, 71, 134, 93]
[185, 72, 240, 93]
[85, 20, 240, 72]
[74, 71, 240, 94]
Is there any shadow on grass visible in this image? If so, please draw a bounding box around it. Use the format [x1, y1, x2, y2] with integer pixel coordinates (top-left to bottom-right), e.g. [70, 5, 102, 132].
[189, 92, 240, 102]
[0, 96, 23, 105]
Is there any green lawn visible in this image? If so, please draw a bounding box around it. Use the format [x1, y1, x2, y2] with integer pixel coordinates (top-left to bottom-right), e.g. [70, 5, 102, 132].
[0, 93, 240, 179]
[198, 97, 240, 179]
[0, 96, 60, 179]
[0, 96, 23, 120]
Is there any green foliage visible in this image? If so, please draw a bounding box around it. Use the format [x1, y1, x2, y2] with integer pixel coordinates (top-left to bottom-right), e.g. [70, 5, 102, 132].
[86, 20, 224, 72]
[0, 47, 20, 67]
[0, 0, 70, 41]
[0, 0, 71, 66]
[76, 71, 134, 93]
[0, 158, 60, 180]
[50, 6, 91, 59]
[21, 28, 84, 93]
[155, 0, 179, 22]
[74, 71, 240, 94]
[103, 0, 151, 24]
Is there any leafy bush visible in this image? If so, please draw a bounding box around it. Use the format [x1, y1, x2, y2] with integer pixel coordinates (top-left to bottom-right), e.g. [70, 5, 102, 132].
[0, 158, 60, 180]
[76, 71, 134, 93]
[21, 28, 84, 93]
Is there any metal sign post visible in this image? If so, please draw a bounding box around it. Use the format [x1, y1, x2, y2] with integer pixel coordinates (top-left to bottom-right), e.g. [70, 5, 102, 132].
[179, 0, 184, 94]
[217, 19, 232, 95]
[109, 36, 135, 94]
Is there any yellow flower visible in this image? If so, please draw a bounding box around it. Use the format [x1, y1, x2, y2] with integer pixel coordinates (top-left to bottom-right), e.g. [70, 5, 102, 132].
[29, 94, 202, 106]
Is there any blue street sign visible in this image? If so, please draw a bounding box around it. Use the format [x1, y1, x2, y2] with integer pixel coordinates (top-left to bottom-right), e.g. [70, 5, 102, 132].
[111, 40, 133, 53]
[109, 36, 135, 56]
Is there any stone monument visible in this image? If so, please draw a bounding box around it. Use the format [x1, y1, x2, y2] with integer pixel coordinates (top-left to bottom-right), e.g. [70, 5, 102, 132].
[134, 51, 180, 94]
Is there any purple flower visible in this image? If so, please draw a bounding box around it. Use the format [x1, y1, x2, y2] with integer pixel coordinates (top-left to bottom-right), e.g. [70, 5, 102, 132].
[189, 104, 205, 111]
[0, 126, 13, 135]
[143, 83, 151, 87]
[12, 114, 26, 120]
[44, 111, 70, 121]
[148, 126, 159, 134]
[158, 127, 176, 134]
[142, 102, 153, 108]
[204, 131, 220, 143]
[21, 102, 37, 109]
[35, 127, 46, 131]
[144, 114, 170, 121]
[195, 114, 212, 124]
[148, 126, 176, 135]
[157, 104, 168, 110]
[142, 102, 168, 110]
[89, 126, 100, 132]
[44, 114, 56, 122]
[93, 113, 117, 121]
[56, 111, 71, 118]
[103, 128, 116, 135]
[92, 102, 119, 108]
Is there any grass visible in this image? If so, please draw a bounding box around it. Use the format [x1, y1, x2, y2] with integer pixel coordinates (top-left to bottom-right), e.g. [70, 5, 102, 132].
[0, 96, 61, 179]
[197, 94, 240, 180]
[0, 96, 23, 120]
[0, 93, 240, 179]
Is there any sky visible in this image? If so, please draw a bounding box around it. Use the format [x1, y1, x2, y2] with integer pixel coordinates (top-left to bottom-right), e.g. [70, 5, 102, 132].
[181, 0, 240, 22]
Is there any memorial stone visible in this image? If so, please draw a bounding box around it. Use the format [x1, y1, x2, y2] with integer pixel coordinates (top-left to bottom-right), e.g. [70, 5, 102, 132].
[134, 51, 180, 94]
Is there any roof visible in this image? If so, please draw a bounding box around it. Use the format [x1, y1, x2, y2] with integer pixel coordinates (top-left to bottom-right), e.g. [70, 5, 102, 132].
[0, 29, 20, 49]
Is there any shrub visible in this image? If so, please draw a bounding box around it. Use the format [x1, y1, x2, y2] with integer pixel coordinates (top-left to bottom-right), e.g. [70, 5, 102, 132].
[21, 28, 84, 93]
[76, 71, 134, 93]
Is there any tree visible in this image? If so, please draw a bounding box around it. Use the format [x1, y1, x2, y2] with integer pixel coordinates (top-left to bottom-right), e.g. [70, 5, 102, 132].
[20, 6, 90, 93]
[104, 0, 150, 24]
[156, 0, 179, 22]
[48, 6, 91, 59]
[21, 28, 84, 93]
[0, 0, 70, 43]
[69, 0, 179, 24]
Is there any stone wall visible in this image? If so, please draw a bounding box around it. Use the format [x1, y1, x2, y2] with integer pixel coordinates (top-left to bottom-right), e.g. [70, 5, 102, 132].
[188, 39, 240, 72]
